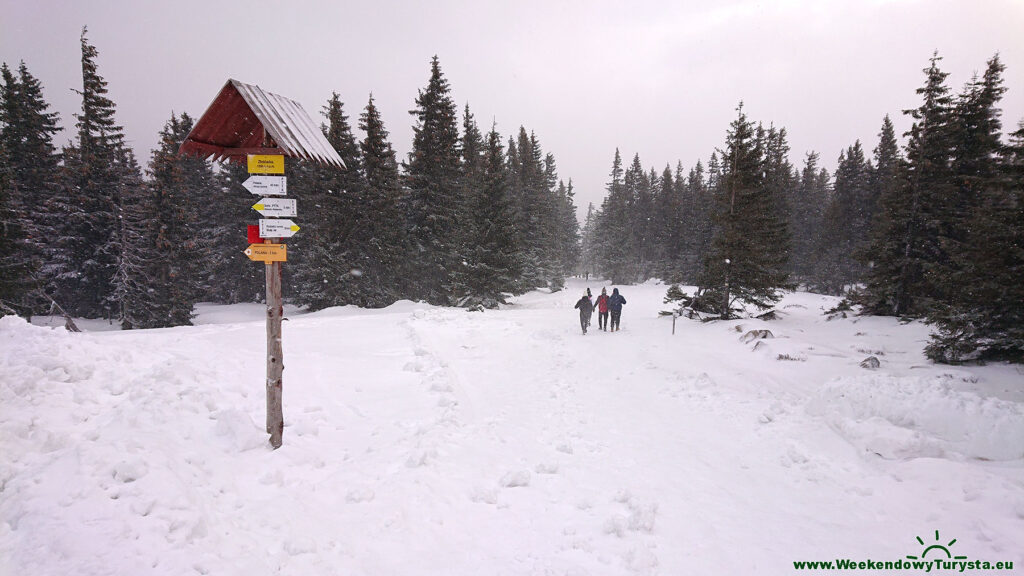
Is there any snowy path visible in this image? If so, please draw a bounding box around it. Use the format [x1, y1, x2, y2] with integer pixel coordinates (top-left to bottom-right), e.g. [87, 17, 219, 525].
[2, 280, 1023, 575]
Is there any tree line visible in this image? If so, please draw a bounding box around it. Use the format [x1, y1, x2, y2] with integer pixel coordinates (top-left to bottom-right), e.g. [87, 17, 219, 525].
[582, 53, 1022, 364]
[0, 30, 580, 327]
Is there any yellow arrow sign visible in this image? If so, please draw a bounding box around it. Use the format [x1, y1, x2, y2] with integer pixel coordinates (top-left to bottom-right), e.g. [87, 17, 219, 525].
[247, 154, 284, 174]
[244, 243, 287, 262]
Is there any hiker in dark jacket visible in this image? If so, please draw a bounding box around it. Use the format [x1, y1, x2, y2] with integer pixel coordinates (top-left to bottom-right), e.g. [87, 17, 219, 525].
[574, 292, 594, 334]
[608, 288, 627, 332]
[595, 287, 610, 331]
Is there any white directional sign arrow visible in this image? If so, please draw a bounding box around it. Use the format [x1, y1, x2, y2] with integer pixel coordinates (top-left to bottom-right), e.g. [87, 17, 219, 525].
[252, 198, 297, 217]
[243, 175, 287, 196]
[259, 218, 300, 238]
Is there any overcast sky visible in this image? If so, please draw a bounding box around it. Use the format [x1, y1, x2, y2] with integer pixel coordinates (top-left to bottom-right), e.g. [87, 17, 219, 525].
[2, 0, 1023, 219]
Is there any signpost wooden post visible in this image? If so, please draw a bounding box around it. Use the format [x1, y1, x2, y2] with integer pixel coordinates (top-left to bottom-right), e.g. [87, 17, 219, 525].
[250, 151, 288, 449]
[178, 79, 345, 450]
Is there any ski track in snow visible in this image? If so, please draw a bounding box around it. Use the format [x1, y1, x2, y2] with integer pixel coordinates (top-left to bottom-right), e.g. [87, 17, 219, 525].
[2, 279, 1024, 575]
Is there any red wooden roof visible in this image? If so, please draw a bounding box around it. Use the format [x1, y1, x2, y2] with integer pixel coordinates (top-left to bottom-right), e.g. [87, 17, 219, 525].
[178, 79, 345, 168]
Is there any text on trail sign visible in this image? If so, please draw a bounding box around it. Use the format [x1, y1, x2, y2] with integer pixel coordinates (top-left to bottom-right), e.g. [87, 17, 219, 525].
[244, 243, 287, 262]
[259, 219, 300, 238]
[252, 197, 297, 217]
[247, 154, 285, 174]
[243, 175, 287, 196]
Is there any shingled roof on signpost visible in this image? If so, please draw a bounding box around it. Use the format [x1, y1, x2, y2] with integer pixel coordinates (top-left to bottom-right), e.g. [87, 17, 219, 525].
[178, 79, 345, 168]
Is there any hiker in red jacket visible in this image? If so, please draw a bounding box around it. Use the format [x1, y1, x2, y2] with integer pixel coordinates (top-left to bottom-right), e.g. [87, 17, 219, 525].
[595, 287, 610, 332]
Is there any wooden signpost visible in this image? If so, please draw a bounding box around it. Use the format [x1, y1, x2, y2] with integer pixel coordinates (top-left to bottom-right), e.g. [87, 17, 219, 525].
[178, 79, 345, 450]
[244, 243, 287, 262]
[252, 198, 297, 218]
[247, 153, 289, 448]
[243, 175, 288, 196]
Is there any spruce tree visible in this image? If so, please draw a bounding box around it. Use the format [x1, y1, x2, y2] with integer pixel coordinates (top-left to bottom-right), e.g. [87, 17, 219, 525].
[112, 148, 162, 329]
[56, 28, 138, 318]
[291, 93, 374, 309]
[926, 120, 1023, 362]
[859, 53, 955, 316]
[404, 56, 463, 304]
[697, 104, 791, 318]
[814, 142, 871, 294]
[579, 203, 599, 278]
[0, 62, 61, 315]
[354, 93, 405, 306]
[119, 112, 215, 328]
[684, 159, 712, 283]
[554, 178, 581, 279]
[462, 124, 521, 307]
[594, 149, 634, 283]
[926, 56, 1020, 362]
[652, 164, 679, 281]
[200, 161, 265, 304]
[789, 151, 829, 283]
[449, 104, 486, 304]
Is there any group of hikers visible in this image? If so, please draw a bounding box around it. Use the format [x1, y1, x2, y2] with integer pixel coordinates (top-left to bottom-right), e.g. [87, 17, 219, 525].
[574, 287, 626, 335]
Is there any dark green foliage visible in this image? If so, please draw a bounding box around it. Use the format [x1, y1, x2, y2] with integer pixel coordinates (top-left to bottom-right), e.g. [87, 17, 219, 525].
[788, 152, 829, 283]
[200, 162, 265, 304]
[404, 56, 464, 304]
[593, 149, 634, 283]
[578, 203, 598, 278]
[925, 55, 1020, 363]
[459, 123, 522, 307]
[925, 173, 1024, 362]
[1, 40, 578, 321]
[56, 28, 143, 319]
[292, 93, 403, 310]
[813, 142, 871, 294]
[859, 53, 955, 317]
[0, 61, 62, 315]
[698, 105, 792, 318]
[118, 112, 216, 328]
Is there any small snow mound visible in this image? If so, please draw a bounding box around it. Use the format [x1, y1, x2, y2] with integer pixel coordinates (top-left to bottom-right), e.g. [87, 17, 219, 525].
[808, 375, 1024, 461]
[112, 459, 148, 483]
[499, 470, 531, 488]
[212, 409, 265, 452]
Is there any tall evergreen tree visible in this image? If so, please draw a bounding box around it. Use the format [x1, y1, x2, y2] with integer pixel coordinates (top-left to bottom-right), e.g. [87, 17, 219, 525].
[291, 93, 370, 309]
[57, 28, 141, 318]
[926, 120, 1024, 362]
[859, 53, 955, 316]
[112, 148, 161, 329]
[118, 112, 216, 328]
[868, 115, 901, 231]
[579, 202, 599, 278]
[697, 104, 791, 318]
[461, 124, 521, 307]
[404, 56, 463, 304]
[353, 93, 405, 306]
[789, 151, 829, 282]
[926, 57, 1019, 362]
[0, 62, 61, 315]
[814, 142, 871, 294]
[200, 161, 264, 304]
[594, 149, 634, 283]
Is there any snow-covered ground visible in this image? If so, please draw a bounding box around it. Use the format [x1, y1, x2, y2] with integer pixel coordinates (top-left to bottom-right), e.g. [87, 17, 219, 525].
[2, 279, 1023, 575]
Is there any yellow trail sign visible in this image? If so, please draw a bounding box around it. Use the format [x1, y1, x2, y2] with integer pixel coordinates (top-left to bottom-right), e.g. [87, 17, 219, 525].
[244, 243, 287, 262]
[247, 154, 285, 174]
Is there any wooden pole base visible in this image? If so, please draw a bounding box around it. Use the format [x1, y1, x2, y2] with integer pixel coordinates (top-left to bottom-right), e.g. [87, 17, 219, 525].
[266, 256, 284, 449]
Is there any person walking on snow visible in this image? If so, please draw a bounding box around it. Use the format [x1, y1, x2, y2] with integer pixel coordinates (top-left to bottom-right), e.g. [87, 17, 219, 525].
[586, 287, 594, 327]
[595, 287, 610, 331]
[574, 292, 594, 335]
[608, 287, 627, 332]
